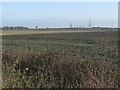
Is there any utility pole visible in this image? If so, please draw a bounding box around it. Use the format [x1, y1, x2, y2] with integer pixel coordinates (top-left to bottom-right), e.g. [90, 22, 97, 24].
[111, 21, 114, 28]
[70, 23, 72, 28]
[88, 18, 92, 28]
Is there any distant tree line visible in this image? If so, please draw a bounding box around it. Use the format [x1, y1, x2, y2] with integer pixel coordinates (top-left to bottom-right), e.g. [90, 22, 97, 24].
[2, 26, 29, 29]
[1, 26, 117, 30]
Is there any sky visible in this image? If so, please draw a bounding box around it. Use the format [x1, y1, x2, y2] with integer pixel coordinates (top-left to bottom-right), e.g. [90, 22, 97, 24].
[1, 0, 119, 2]
[2, 2, 118, 28]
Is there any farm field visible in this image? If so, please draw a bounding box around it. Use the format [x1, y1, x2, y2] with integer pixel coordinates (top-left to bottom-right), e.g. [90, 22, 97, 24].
[2, 28, 116, 35]
[2, 29, 119, 88]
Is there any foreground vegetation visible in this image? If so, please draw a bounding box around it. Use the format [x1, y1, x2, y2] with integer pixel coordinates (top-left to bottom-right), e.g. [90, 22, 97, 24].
[2, 30, 119, 88]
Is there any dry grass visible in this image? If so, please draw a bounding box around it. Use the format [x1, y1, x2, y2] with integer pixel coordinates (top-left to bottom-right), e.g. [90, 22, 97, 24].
[2, 50, 119, 88]
[2, 29, 119, 88]
[2, 29, 114, 36]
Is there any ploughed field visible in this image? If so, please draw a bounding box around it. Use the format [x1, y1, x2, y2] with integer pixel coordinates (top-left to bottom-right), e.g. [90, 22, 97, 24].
[2, 29, 119, 88]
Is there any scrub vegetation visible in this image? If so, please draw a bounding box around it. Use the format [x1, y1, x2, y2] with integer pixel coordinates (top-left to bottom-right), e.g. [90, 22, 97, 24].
[2, 29, 119, 88]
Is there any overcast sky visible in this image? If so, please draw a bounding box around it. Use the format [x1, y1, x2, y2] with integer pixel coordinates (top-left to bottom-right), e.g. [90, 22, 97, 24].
[2, 2, 118, 28]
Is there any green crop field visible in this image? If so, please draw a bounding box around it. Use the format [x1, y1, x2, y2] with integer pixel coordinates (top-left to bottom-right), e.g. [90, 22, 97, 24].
[2, 29, 119, 88]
